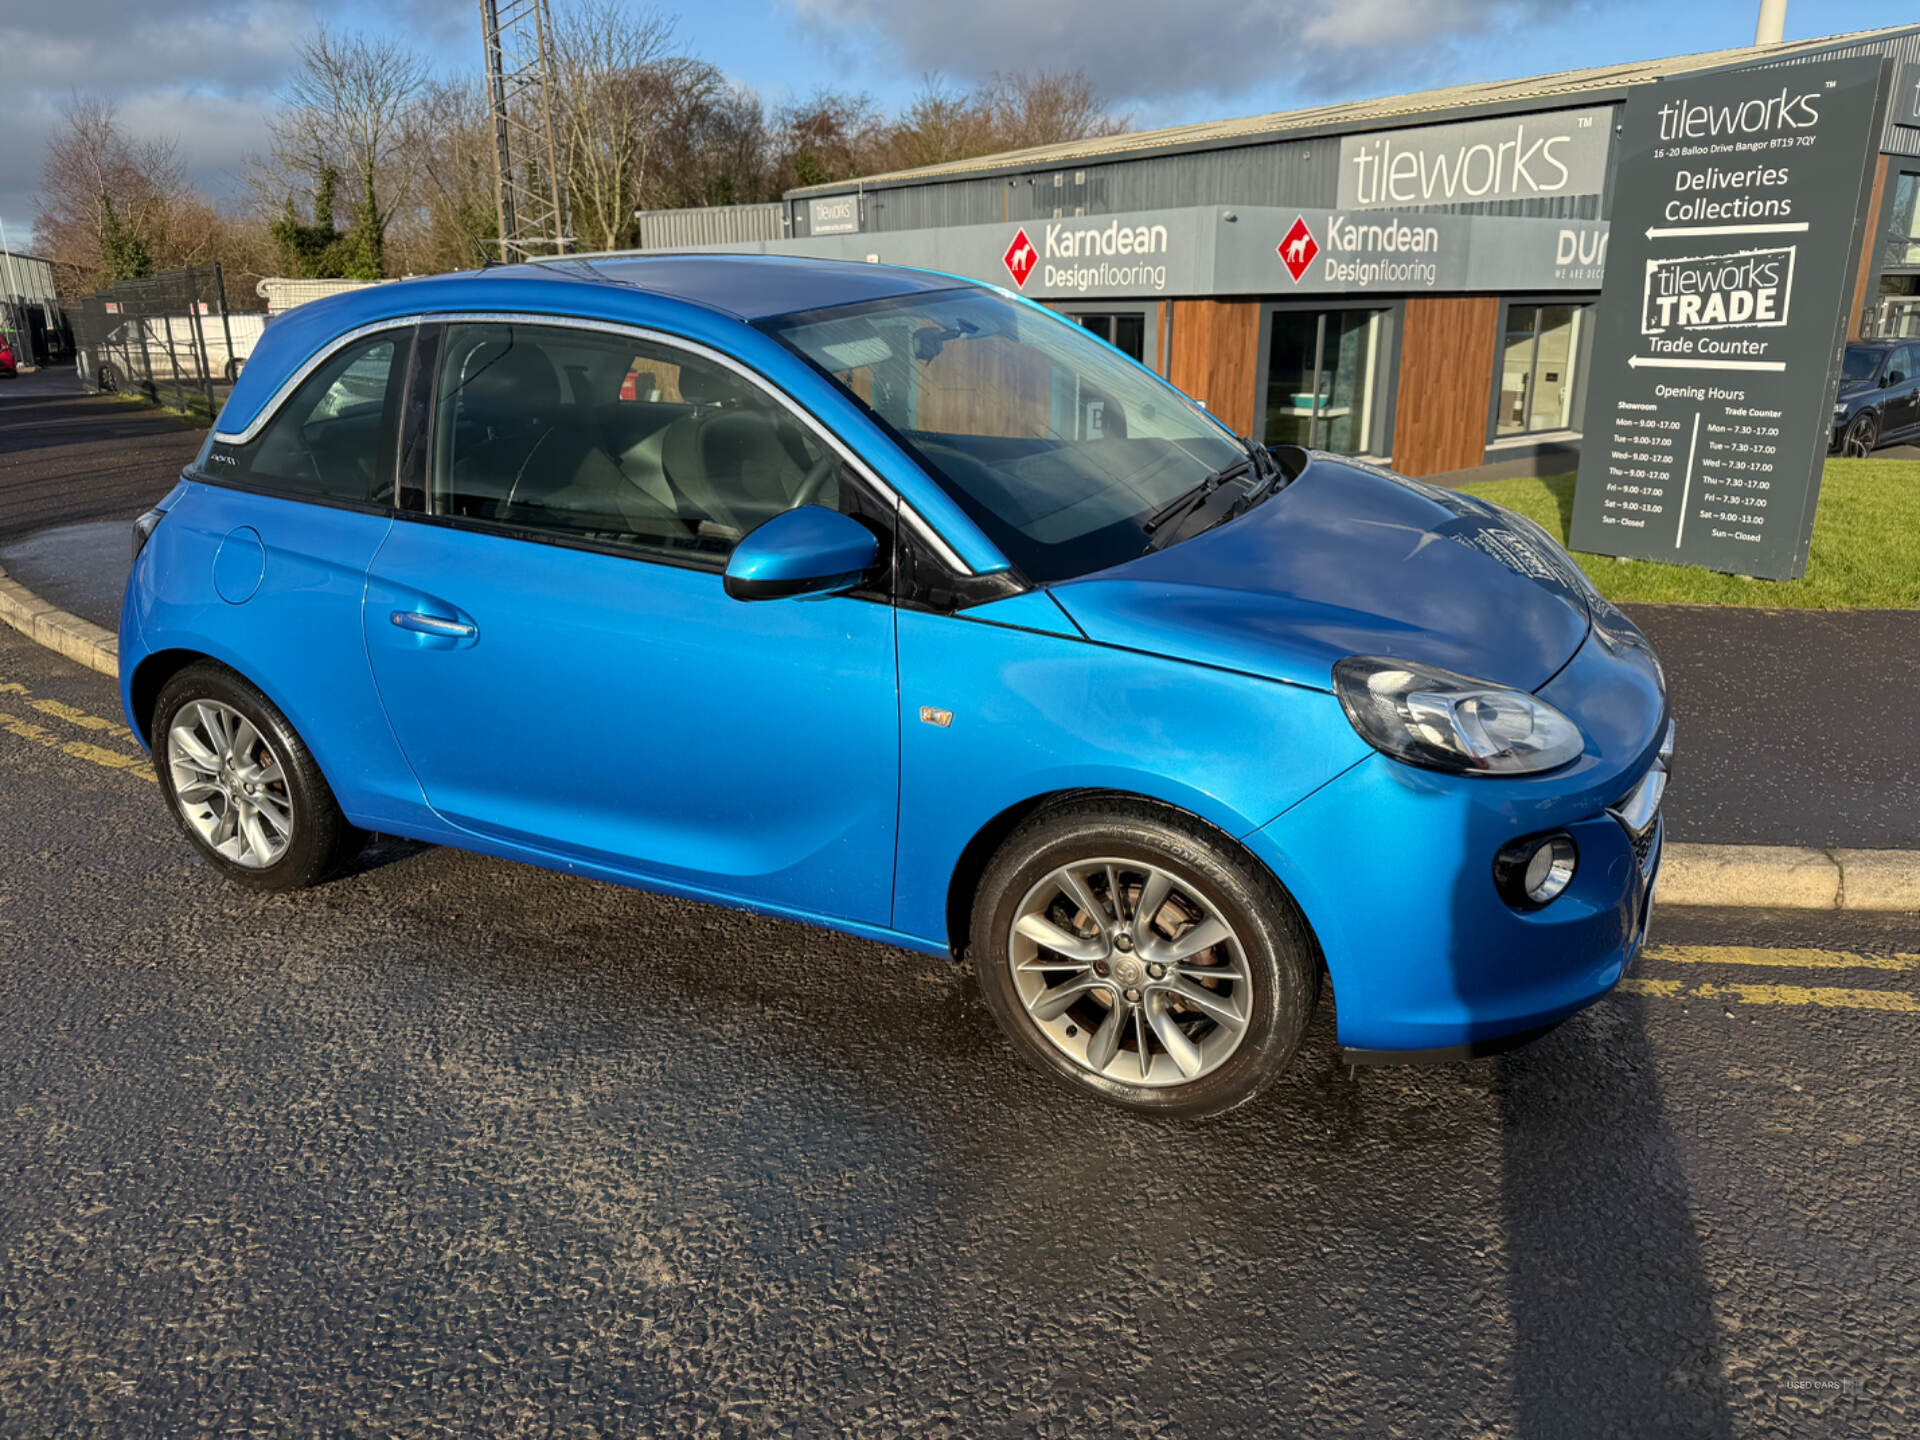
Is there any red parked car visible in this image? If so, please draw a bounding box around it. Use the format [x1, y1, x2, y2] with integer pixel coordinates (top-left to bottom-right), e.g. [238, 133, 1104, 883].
[0, 339, 17, 377]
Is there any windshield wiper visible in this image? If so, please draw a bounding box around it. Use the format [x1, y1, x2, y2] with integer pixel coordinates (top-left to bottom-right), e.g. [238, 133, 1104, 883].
[1140, 456, 1253, 541]
[1236, 440, 1290, 507]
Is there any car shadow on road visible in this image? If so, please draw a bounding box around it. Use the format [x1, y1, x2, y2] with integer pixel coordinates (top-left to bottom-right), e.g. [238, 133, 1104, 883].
[332, 833, 437, 881]
[1497, 996, 1733, 1438]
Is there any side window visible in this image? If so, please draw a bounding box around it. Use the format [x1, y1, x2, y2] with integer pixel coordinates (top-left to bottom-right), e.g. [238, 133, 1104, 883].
[431, 322, 871, 565]
[210, 331, 409, 502]
[1886, 348, 1912, 387]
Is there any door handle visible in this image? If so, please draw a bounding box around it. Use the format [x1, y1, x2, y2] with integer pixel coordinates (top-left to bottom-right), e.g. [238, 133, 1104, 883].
[390, 610, 477, 638]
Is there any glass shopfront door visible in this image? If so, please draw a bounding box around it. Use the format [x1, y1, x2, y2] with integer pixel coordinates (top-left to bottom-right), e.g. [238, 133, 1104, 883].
[1497, 303, 1586, 436]
[1262, 308, 1386, 455]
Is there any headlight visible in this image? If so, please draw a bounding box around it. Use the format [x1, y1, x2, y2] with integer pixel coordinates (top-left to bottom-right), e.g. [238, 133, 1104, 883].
[1835, 403, 1848, 416]
[1333, 656, 1585, 775]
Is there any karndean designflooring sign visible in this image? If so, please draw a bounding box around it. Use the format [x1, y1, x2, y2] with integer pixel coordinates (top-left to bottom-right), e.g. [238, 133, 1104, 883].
[1570, 57, 1891, 580]
[696, 206, 1610, 300]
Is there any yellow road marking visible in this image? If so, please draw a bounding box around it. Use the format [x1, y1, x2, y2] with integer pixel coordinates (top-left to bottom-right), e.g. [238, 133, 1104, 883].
[1619, 978, 1683, 998]
[29, 697, 132, 738]
[0, 709, 153, 783]
[1698, 982, 1919, 1013]
[1620, 977, 1918, 1012]
[1644, 944, 1918, 972]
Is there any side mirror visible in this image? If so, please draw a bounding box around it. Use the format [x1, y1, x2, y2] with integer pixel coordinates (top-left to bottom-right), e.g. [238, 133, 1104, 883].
[724, 505, 879, 602]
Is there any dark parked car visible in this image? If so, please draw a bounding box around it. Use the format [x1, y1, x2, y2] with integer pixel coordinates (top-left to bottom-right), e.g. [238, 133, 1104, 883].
[1832, 339, 1920, 455]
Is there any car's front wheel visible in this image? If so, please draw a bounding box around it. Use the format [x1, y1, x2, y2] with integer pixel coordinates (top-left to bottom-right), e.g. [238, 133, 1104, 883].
[1844, 411, 1879, 457]
[970, 800, 1318, 1119]
[151, 663, 365, 891]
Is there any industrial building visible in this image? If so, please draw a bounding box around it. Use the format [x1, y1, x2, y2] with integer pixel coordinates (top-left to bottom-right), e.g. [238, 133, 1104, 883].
[0, 250, 68, 367]
[633, 24, 1920, 479]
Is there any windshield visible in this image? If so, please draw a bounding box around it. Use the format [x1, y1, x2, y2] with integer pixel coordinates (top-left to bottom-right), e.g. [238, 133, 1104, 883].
[758, 286, 1247, 581]
[1841, 345, 1882, 381]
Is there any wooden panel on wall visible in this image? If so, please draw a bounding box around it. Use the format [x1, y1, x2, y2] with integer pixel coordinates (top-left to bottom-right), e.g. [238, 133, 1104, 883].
[1167, 300, 1261, 437]
[915, 334, 1052, 437]
[1392, 296, 1500, 477]
[1850, 154, 1891, 339]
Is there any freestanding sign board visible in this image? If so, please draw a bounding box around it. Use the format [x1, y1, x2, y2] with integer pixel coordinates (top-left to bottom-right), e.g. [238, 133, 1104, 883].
[1570, 57, 1891, 580]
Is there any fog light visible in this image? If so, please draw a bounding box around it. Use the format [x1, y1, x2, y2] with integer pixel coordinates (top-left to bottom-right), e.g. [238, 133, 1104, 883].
[1494, 833, 1578, 910]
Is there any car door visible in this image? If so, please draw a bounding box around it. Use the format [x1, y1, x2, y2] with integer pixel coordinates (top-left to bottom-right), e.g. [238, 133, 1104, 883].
[1880, 346, 1920, 438]
[169, 325, 425, 830]
[361, 318, 901, 927]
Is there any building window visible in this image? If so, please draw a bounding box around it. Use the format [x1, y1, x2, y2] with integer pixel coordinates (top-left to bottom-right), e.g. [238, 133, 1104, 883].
[1262, 308, 1386, 455]
[1885, 173, 1920, 271]
[1072, 312, 1147, 363]
[1497, 303, 1585, 437]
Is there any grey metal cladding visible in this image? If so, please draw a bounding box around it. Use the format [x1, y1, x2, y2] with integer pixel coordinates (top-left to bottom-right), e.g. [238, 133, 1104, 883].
[832, 129, 1607, 236]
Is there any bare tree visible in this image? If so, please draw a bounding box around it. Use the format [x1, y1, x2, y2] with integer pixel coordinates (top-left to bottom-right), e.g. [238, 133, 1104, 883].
[35, 98, 191, 291]
[876, 76, 993, 172]
[771, 90, 884, 192]
[974, 70, 1128, 153]
[855, 69, 1127, 181]
[395, 78, 501, 273]
[254, 25, 427, 272]
[550, 0, 691, 252]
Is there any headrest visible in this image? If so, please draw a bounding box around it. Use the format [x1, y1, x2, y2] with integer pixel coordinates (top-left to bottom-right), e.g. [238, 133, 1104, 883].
[456, 337, 560, 417]
[673, 363, 748, 407]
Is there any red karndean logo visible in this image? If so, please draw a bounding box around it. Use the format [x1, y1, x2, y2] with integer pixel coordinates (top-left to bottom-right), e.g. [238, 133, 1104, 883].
[1278, 216, 1318, 283]
[1003, 229, 1038, 288]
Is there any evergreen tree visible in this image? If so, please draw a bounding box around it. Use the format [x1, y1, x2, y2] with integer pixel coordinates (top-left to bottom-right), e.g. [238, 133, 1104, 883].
[98, 194, 153, 281]
[338, 169, 385, 280]
[269, 167, 347, 278]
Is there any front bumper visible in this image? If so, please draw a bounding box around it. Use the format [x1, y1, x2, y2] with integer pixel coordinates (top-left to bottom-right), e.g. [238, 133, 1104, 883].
[1245, 616, 1670, 1058]
[1248, 755, 1663, 1056]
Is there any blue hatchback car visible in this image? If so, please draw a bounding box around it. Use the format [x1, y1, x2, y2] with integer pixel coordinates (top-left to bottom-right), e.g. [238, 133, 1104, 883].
[121, 255, 1669, 1117]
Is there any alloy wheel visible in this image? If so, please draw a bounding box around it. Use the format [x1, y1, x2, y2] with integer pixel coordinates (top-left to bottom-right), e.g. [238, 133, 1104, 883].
[1845, 414, 1877, 458]
[1008, 858, 1252, 1087]
[166, 699, 295, 869]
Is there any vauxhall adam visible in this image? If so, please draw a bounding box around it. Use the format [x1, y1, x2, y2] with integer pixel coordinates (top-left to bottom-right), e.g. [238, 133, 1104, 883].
[121, 255, 1669, 1118]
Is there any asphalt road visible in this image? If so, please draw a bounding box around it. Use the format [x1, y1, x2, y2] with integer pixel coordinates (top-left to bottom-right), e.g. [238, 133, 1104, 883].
[0, 369, 202, 544]
[0, 625, 1913, 1438]
[1630, 605, 1920, 850]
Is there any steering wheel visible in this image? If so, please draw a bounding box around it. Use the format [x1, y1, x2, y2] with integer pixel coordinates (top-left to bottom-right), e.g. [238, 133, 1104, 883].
[789, 453, 837, 508]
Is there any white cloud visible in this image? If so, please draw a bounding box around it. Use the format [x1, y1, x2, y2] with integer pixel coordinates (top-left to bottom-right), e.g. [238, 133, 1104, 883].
[0, 0, 467, 252]
[783, 0, 1558, 107]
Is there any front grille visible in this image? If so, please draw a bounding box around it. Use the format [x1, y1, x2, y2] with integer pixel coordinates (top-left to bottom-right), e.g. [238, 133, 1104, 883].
[1630, 815, 1661, 877]
[1608, 755, 1666, 880]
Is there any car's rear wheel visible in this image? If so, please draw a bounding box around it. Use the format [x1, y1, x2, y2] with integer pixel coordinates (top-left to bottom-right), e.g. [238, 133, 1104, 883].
[151, 663, 364, 891]
[970, 800, 1318, 1119]
[1844, 411, 1878, 457]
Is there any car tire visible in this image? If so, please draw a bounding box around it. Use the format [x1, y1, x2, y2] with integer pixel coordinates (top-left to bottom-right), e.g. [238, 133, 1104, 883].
[151, 662, 366, 891]
[969, 798, 1319, 1119]
[1844, 411, 1878, 458]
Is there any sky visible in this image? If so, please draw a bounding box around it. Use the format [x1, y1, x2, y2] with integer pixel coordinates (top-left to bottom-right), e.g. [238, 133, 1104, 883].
[2, 0, 1914, 254]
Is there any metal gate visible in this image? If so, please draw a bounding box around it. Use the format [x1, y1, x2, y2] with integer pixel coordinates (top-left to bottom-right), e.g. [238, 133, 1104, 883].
[69, 266, 243, 419]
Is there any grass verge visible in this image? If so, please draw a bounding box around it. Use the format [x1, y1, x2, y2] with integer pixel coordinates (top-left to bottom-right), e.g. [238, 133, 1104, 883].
[1458, 458, 1920, 609]
[109, 388, 216, 429]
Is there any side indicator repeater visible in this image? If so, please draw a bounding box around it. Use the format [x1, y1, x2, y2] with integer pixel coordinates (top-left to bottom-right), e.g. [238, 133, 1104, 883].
[919, 706, 954, 728]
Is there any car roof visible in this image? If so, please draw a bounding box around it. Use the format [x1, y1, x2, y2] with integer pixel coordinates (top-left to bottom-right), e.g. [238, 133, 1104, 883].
[1849, 338, 1899, 350]
[215, 255, 976, 444]
[502, 252, 968, 321]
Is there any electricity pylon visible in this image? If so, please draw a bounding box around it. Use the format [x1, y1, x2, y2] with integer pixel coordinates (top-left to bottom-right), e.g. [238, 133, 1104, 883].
[479, 0, 570, 262]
